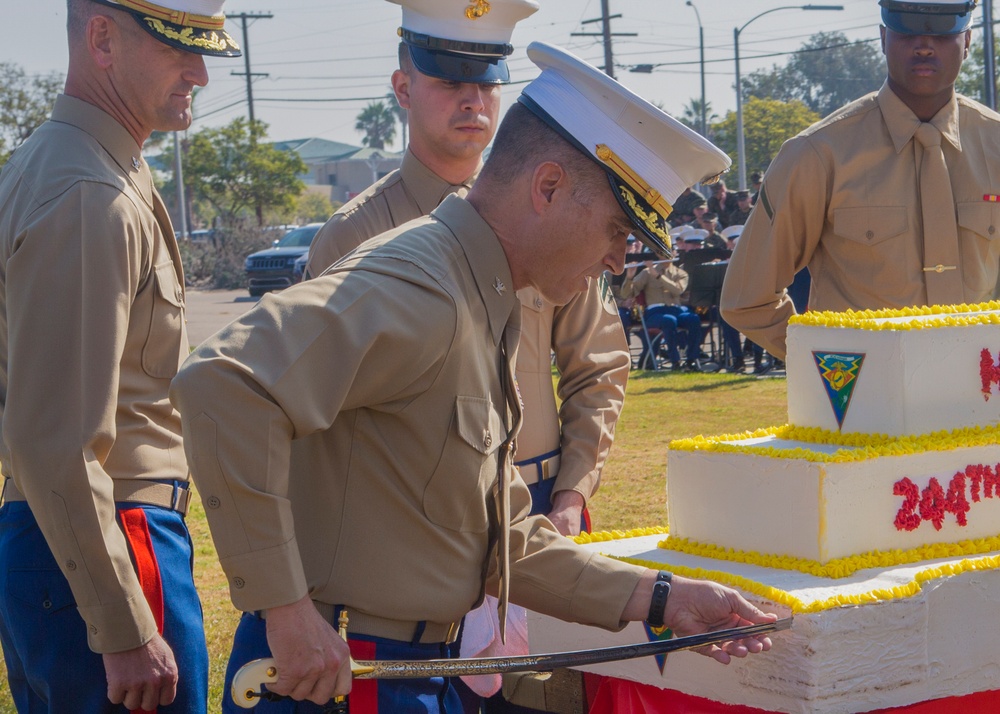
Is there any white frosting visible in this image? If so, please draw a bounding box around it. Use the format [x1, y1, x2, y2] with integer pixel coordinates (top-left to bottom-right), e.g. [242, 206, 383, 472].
[786, 312, 1000, 436]
[528, 535, 1000, 714]
[666, 437, 1000, 562]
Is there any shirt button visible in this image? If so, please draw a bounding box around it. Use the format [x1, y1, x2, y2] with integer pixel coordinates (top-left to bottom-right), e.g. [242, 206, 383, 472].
[42, 599, 52, 610]
[989, 225, 996, 235]
[865, 230, 874, 240]
[65, 560, 77, 571]
[484, 432, 493, 449]
[233, 577, 246, 589]
[206, 496, 221, 509]
[534, 298, 543, 308]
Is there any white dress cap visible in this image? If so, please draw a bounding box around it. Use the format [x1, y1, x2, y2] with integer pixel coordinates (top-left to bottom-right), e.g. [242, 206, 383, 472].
[520, 42, 731, 257]
[388, 0, 539, 47]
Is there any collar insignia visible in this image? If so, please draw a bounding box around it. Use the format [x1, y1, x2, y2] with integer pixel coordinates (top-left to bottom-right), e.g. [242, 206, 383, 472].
[493, 277, 506, 296]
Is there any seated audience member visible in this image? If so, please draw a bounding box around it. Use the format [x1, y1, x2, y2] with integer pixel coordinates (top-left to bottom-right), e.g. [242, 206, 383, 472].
[612, 237, 645, 334]
[707, 181, 738, 226]
[670, 186, 707, 227]
[621, 254, 702, 371]
[749, 172, 763, 204]
[727, 190, 753, 226]
[695, 212, 727, 249]
[676, 228, 731, 272]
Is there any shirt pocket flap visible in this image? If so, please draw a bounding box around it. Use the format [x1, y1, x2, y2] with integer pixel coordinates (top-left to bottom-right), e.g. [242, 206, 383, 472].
[455, 396, 505, 456]
[957, 202, 1000, 240]
[154, 262, 184, 307]
[832, 206, 908, 246]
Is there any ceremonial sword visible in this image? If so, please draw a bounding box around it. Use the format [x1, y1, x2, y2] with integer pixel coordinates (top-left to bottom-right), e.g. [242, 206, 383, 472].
[231, 616, 792, 708]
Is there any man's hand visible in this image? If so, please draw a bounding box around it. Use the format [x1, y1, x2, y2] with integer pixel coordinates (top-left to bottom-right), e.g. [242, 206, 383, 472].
[548, 490, 586, 536]
[103, 633, 178, 710]
[264, 594, 353, 704]
[663, 576, 778, 664]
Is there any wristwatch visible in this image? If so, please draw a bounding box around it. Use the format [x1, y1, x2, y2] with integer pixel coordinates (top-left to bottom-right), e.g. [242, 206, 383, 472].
[646, 571, 672, 628]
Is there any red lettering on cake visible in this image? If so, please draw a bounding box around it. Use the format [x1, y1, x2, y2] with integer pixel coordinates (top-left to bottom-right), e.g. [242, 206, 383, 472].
[893, 477, 921, 531]
[944, 472, 970, 527]
[918, 477, 947, 530]
[967, 463, 984, 502]
[980, 349, 1000, 401]
[893, 468, 990, 531]
[984, 463, 1000, 498]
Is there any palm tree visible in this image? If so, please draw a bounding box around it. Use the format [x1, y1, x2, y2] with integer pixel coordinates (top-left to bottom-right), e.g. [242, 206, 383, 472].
[385, 90, 408, 151]
[355, 100, 397, 150]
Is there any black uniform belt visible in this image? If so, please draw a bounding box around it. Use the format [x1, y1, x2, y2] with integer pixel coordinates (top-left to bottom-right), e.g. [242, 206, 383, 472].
[515, 449, 561, 486]
[258, 602, 461, 645]
[1, 478, 191, 516]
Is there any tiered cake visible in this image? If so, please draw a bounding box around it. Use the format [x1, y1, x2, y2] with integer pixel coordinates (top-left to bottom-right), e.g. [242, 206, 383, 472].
[528, 303, 1000, 714]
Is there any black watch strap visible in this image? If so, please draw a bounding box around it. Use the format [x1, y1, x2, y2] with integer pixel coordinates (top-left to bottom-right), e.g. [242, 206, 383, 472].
[646, 571, 672, 628]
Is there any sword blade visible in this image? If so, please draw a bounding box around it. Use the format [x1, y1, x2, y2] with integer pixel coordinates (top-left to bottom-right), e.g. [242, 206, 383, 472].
[231, 618, 792, 707]
[355, 617, 792, 679]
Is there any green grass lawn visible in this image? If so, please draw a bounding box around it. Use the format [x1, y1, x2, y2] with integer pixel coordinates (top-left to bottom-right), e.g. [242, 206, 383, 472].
[0, 370, 787, 711]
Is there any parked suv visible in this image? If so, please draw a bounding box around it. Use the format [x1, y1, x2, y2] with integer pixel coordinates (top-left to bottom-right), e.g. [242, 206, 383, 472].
[244, 223, 323, 297]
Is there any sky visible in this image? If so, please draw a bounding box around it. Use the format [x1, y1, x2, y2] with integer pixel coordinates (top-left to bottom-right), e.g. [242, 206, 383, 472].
[5, 1, 896, 151]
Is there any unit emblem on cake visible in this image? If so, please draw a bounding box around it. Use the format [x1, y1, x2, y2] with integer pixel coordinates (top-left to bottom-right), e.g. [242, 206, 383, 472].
[641, 623, 673, 674]
[812, 351, 865, 429]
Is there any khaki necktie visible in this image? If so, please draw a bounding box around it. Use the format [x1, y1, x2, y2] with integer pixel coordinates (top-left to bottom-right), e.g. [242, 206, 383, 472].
[495, 312, 522, 643]
[915, 122, 963, 307]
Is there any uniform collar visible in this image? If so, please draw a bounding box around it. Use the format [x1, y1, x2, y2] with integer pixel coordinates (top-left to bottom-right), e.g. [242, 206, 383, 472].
[878, 81, 962, 154]
[430, 194, 517, 346]
[50, 94, 155, 208]
[400, 148, 481, 214]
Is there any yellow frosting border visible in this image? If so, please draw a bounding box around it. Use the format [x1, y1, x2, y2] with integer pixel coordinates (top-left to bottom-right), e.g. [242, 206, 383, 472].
[574, 529, 1000, 613]
[668, 423, 1000, 462]
[789, 300, 1000, 330]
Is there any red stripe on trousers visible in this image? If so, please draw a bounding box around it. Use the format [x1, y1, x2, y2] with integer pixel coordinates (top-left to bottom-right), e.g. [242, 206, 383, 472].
[120, 507, 165, 714]
[348, 639, 378, 712]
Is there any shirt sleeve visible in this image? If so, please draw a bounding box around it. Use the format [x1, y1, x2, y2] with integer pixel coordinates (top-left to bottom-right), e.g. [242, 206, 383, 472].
[658, 266, 688, 297]
[4, 182, 158, 653]
[304, 212, 363, 279]
[720, 136, 828, 358]
[504, 511, 646, 631]
[169, 270, 456, 611]
[549, 277, 629, 502]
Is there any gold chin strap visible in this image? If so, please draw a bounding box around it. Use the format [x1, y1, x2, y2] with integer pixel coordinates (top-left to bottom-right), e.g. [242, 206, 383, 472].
[111, 0, 226, 29]
[595, 144, 674, 220]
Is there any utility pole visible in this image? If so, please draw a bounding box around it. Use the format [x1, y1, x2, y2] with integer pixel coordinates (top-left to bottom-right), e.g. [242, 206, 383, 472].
[229, 12, 273, 123]
[983, 0, 997, 111]
[173, 131, 188, 240]
[572, 0, 637, 79]
[229, 11, 273, 225]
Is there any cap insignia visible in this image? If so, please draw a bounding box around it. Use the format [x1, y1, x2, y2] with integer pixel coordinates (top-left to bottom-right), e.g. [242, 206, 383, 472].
[466, 0, 492, 20]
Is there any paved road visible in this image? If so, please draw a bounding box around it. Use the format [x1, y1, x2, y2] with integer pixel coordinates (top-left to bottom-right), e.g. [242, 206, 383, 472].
[185, 288, 259, 347]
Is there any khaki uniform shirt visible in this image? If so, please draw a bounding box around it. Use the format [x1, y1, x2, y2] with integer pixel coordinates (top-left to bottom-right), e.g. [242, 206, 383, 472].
[0, 96, 189, 652]
[722, 83, 1000, 358]
[304, 149, 476, 280]
[170, 196, 644, 630]
[621, 263, 689, 307]
[307, 150, 628, 503]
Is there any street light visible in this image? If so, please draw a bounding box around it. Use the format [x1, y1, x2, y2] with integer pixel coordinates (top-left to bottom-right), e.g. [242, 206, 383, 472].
[734, 4, 843, 189]
[686, 0, 707, 137]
